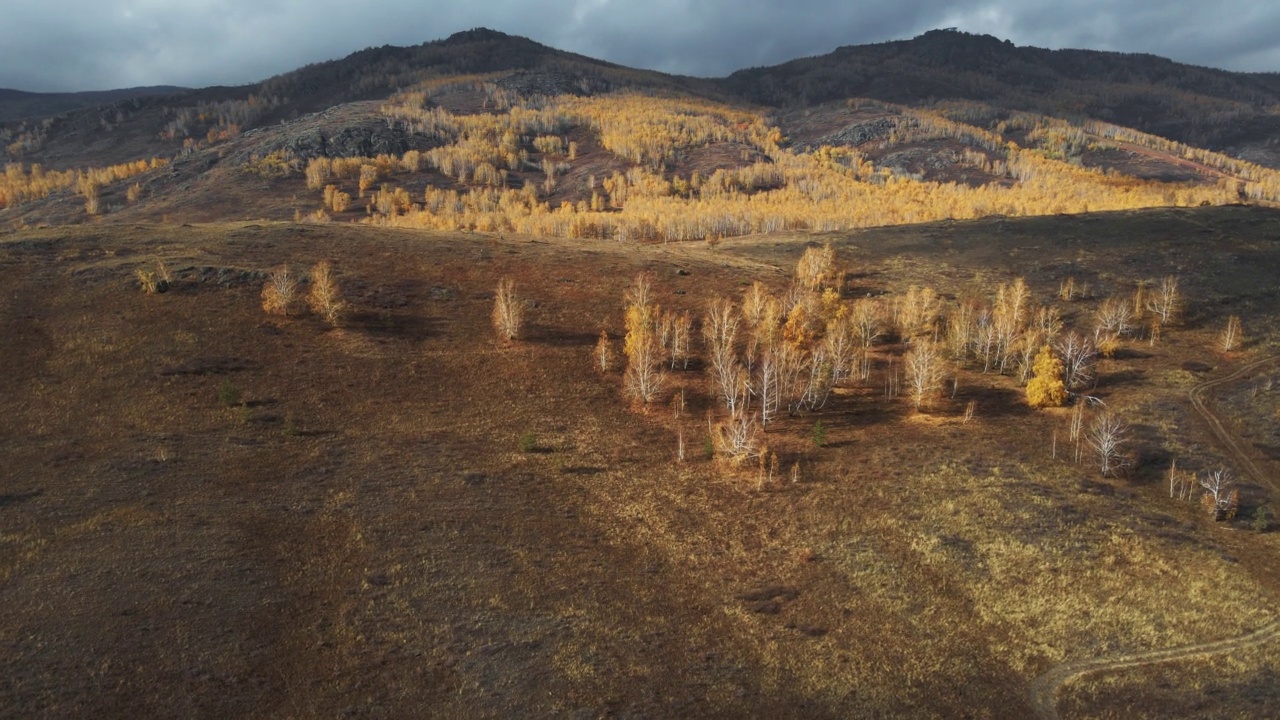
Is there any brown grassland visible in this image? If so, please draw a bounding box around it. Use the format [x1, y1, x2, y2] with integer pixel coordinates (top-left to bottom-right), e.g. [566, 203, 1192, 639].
[2, 205, 1279, 718]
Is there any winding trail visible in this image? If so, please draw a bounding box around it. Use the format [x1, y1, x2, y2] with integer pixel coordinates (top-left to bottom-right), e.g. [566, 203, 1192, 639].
[1029, 355, 1280, 720]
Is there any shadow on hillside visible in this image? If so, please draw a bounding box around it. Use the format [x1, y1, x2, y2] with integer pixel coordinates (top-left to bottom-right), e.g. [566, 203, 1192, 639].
[347, 311, 443, 341]
[1127, 423, 1170, 486]
[0, 489, 42, 508]
[960, 385, 1034, 419]
[523, 324, 598, 347]
[1102, 368, 1146, 387]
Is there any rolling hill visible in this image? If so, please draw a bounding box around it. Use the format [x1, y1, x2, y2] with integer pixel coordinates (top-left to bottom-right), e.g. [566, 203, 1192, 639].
[4, 26, 1280, 720]
[3, 28, 1280, 237]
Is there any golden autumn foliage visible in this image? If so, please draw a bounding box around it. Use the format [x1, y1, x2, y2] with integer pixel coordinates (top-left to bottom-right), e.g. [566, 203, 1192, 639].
[261, 265, 300, 316]
[278, 82, 1280, 242]
[306, 261, 347, 326]
[1, 158, 167, 211]
[1026, 345, 1067, 408]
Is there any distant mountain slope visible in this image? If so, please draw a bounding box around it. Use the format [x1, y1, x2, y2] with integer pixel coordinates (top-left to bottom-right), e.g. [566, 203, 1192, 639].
[0, 86, 189, 123]
[724, 29, 1280, 151]
[5, 28, 1280, 233]
[0, 29, 717, 171]
[250, 28, 715, 116]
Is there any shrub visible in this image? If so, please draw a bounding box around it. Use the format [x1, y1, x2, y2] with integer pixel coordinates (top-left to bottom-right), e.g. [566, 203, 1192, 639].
[135, 260, 171, 294]
[218, 380, 241, 407]
[1251, 505, 1275, 532]
[519, 432, 538, 453]
[135, 268, 159, 294]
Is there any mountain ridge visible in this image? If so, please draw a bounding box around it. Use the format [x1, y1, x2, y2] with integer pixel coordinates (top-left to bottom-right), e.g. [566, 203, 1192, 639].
[4, 27, 1280, 233]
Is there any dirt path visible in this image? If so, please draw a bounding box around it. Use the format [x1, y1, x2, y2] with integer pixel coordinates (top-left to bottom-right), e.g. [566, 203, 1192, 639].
[1029, 354, 1280, 720]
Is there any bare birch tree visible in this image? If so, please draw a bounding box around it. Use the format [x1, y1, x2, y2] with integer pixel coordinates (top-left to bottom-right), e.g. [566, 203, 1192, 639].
[1087, 411, 1129, 477]
[623, 328, 665, 404]
[704, 297, 745, 413]
[595, 331, 615, 372]
[1199, 468, 1239, 520]
[307, 260, 347, 326]
[1221, 315, 1243, 352]
[757, 350, 780, 426]
[492, 277, 524, 342]
[850, 297, 884, 379]
[1055, 331, 1098, 391]
[1094, 294, 1137, 344]
[993, 278, 1031, 373]
[1144, 275, 1181, 326]
[904, 339, 946, 410]
[261, 264, 300, 316]
[714, 412, 762, 464]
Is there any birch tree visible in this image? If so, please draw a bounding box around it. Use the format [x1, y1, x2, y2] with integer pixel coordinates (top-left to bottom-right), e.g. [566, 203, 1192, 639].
[1144, 275, 1181, 326]
[1087, 411, 1129, 477]
[307, 260, 347, 326]
[262, 264, 299, 316]
[1199, 468, 1239, 521]
[1055, 331, 1098, 391]
[904, 339, 946, 410]
[1221, 315, 1243, 352]
[492, 277, 524, 342]
[704, 296, 745, 413]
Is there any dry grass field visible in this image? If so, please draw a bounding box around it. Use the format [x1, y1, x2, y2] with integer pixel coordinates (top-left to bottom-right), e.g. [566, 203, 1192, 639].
[2, 205, 1279, 718]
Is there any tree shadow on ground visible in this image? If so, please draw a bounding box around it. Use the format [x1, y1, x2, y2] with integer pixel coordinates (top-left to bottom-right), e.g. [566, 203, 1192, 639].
[347, 311, 443, 342]
[522, 323, 600, 347]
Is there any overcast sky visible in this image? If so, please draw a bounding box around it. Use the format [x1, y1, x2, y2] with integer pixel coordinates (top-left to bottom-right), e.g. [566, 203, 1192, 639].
[3, 0, 1279, 92]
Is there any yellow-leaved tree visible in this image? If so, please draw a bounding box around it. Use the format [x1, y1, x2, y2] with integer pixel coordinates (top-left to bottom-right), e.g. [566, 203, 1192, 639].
[1026, 345, 1067, 408]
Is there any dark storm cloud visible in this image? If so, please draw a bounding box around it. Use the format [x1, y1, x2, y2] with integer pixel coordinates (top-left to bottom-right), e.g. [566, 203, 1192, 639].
[2, 0, 1279, 92]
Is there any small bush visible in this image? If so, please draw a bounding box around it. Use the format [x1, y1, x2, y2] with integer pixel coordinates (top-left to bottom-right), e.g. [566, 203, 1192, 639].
[135, 268, 159, 294]
[519, 432, 538, 453]
[135, 260, 171, 294]
[218, 380, 241, 407]
[811, 420, 826, 447]
[1251, 504, 1275, 532]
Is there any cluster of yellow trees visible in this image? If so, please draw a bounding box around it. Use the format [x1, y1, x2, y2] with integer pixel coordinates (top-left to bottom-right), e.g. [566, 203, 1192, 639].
[296, 88, 1249, 240]
[610, 244, 1199, 464]
[0, 158, 167, 212]
[353, 148, 1233, 240]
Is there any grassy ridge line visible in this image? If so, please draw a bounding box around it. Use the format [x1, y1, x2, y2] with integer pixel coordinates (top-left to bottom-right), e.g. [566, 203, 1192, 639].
[1030, 354, 1280, 720]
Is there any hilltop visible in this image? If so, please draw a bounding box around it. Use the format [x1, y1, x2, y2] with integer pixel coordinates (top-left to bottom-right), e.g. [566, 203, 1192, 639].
[728, 29, 1280, 155]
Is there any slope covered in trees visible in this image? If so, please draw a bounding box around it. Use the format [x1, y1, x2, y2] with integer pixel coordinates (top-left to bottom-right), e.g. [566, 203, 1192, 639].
[3, 28, 1280, 231]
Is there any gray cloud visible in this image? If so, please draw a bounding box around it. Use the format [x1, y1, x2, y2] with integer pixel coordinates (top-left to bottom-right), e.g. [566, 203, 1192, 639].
[2, 0, 1278, 93]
